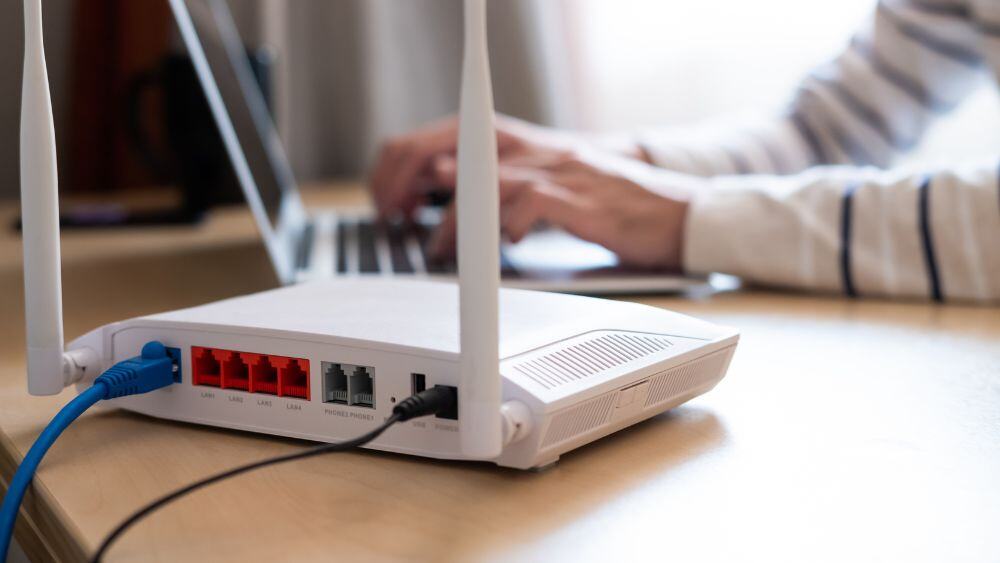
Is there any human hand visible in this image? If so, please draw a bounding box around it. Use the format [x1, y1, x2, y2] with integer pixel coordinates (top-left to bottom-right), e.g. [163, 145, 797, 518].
[369, 114, 643, 220]
[427, 150, 701, 271]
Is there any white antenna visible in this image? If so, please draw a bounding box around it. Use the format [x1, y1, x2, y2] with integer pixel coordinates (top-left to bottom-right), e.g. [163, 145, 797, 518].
[457, 0, 502, 458]
[20, 0, 64, 396]
[20, 0, 91, 395]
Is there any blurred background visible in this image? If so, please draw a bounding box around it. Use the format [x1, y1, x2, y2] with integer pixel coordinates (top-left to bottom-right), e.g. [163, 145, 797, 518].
[0, 0, 997, 207]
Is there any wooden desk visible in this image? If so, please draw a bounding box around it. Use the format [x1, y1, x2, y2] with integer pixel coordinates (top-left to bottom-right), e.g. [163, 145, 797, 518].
[1, 185, 998, 562]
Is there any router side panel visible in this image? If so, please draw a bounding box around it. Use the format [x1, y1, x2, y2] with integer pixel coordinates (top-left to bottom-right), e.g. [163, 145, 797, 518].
[499, 329, 736, 408]
[497, 344, 737, 469]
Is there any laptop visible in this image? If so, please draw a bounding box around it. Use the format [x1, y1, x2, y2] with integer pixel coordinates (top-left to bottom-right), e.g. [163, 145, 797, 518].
[173, 0, 711, 294]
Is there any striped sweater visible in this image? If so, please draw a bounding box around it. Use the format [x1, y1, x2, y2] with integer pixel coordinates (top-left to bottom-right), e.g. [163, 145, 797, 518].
[640, 0, 1000, 302]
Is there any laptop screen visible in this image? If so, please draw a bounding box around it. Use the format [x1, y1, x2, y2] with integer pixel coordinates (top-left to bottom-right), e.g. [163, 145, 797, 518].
[176, 0, 296, 229]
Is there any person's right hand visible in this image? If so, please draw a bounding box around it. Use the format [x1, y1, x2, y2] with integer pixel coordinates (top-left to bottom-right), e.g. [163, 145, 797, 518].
[425, 149, 701, 271]
[369, 115, 604, 220]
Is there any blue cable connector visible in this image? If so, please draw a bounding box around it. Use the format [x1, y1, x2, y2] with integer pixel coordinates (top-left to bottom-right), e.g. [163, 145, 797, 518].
[0, 341, 178, 559]
[95, 342, 178, 398]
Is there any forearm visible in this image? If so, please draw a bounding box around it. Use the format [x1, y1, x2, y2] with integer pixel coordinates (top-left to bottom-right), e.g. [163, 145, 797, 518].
[683, 161, 1000, 302]
[636, 116, 816, 176]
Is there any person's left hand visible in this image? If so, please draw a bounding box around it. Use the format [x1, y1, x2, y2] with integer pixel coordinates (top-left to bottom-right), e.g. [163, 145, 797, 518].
[426, 150, 704, 271]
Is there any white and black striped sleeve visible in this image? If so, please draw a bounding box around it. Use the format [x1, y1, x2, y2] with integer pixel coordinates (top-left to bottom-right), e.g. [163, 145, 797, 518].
[638, 0, 988, 176]
[683, 161, 1000, 302]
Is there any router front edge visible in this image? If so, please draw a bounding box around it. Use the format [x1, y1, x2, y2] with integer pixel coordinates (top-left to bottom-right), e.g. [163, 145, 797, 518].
[68, 279, 737, 470]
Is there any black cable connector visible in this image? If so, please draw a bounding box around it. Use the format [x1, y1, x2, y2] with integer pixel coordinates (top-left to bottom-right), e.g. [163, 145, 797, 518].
[393, 385, 458, 421]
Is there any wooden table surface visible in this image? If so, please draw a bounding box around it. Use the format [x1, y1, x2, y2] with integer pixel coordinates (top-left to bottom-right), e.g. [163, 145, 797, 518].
[1, 185, 998, 562]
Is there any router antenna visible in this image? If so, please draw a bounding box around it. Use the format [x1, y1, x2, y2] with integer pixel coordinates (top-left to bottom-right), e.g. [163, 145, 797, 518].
[457, 0, 502, 458]
[20, 0, 93, 395]
[20, 0, 65, 395]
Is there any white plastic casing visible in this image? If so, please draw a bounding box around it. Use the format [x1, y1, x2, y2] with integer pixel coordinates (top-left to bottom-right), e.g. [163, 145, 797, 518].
[69, 279, 738, 469]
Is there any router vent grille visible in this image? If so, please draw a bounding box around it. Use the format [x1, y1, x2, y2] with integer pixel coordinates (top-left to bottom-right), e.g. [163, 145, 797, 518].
[644, 349, 731, 408]
[538, 347, 735, 453]
[540, 393, 616, 449]
[512, 333, 673, 390]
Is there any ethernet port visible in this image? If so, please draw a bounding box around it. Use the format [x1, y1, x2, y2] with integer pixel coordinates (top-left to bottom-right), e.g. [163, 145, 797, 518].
[249, 355, 279, 395]
[322, 362, 348, 404]
[280, 359, 310, 400]
[221, 352, 250, 391]
[349, 366, 375, 408]
[166, 346, 183, 383]
[192, 347, 221, 387]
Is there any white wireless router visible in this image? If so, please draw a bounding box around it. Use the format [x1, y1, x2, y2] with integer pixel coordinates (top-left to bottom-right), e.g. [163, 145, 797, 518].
[20, 0, 738, 469]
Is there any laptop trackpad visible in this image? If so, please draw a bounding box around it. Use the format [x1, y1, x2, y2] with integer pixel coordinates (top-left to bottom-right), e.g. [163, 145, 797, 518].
[502, 230, 619, 277]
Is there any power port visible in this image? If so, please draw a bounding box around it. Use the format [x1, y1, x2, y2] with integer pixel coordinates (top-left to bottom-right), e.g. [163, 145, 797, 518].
[322, 362, 348, 404]
[434, 385, 458, 420]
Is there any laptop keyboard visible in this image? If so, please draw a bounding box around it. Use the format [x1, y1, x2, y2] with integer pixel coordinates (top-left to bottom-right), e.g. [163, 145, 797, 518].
[326, 217, 456, 275]
[386, 223, 415, 273]
[356, 220, 380, 273]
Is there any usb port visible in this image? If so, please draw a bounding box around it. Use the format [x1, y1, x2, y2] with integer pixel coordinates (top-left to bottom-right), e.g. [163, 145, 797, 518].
[411, 373, 426, 395]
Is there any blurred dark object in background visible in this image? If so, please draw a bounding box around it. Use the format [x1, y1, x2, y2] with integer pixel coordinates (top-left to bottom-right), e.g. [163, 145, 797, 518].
[32, 0, 273, 229]
[67, 0, 171, 197]
[118, 49, 274, 226]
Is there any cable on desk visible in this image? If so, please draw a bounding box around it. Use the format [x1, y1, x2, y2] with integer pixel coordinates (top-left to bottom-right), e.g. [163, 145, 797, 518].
[91, 384, 458, 562]
[0, 342, 178, 560]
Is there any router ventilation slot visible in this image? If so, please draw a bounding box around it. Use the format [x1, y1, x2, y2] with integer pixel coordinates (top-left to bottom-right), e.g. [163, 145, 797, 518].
[644, 349, 732, 408]
[512, 332, 673, 390]
[540, 393, 616, 449]
[538, 347, 735, 452]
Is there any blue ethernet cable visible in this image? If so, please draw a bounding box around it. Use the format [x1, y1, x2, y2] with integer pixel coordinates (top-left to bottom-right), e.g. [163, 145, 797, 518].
[0, 341, 177, 559]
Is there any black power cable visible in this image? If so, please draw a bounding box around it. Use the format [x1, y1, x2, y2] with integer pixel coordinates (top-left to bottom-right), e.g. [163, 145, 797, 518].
[92, 386, 457, 562]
